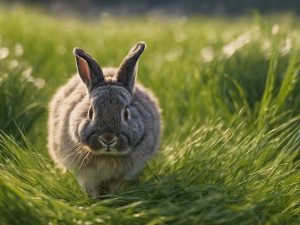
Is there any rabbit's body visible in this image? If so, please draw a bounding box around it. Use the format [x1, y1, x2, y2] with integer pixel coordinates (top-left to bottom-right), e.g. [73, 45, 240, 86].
[48, 43, 161, 197]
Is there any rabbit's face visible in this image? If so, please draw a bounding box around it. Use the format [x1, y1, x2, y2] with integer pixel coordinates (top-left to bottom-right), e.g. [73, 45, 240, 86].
[78, 85, 144, 155]
[73, 42, 146, 155]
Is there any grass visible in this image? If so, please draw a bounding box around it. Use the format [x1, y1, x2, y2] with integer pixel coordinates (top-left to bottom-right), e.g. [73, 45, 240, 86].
[0, 5, 300, 224]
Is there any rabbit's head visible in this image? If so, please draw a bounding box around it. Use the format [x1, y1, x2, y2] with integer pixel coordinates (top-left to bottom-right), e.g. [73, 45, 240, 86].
[72, 42, 146, 155]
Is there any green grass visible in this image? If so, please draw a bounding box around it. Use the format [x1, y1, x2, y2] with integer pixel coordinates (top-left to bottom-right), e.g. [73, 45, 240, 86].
[1, 5, 300, 225]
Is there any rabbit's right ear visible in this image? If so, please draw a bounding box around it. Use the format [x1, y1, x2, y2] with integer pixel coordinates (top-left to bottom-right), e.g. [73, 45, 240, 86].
[116, 42, 146, 94]
[73, 48, 105, 92]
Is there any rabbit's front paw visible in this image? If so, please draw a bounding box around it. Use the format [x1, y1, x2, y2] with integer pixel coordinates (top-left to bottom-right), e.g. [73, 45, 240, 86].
[82, 179, 124, 198]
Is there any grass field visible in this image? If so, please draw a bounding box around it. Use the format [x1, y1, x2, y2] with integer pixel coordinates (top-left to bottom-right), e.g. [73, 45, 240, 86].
[1, 6, 300, 225]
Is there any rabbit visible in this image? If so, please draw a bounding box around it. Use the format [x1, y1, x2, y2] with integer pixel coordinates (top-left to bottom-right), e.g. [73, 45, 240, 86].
[48, 42, 162, 198]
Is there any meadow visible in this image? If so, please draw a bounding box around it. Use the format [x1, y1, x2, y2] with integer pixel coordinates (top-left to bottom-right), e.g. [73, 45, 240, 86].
[0, 6, 300, 225]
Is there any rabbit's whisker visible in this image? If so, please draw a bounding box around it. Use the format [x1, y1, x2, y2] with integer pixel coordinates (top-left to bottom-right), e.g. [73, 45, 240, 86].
[79, 150, 91, 169]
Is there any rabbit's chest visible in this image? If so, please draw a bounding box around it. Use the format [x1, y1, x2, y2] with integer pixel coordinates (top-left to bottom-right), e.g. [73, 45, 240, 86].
[76, 158, 129, 186]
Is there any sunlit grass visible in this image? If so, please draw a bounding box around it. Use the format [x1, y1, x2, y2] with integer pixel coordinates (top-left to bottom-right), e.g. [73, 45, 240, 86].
[0, 6, 300, 225]
[0, 45, 44, 140]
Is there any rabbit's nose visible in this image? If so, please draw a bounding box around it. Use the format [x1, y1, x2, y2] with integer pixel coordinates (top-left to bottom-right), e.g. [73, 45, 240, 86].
[99, 133, 117, 145]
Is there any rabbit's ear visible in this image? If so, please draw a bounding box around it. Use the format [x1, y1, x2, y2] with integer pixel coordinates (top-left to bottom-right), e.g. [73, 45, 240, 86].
[116, 42, 146, 93]
[73, 48, 105, 92]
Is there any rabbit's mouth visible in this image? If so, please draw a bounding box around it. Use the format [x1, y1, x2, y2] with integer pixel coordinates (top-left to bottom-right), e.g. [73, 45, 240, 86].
[88, 146, 130, 156]
[83, 137, 130, 155]
[79, 128, 131, 155]
[98, 136, 117, 148]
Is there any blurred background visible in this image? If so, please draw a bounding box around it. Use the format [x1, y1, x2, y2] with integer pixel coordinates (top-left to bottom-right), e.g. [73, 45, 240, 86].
[2, 0, 300, 15]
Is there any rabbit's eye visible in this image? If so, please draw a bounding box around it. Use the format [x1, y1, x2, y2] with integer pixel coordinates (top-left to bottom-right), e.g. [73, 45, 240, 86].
[88, 107, 94, 120]
[123, 107, 130, 121]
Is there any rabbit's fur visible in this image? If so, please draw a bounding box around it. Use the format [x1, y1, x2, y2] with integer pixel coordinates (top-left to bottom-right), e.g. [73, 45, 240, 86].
[48, 42, 161, 197]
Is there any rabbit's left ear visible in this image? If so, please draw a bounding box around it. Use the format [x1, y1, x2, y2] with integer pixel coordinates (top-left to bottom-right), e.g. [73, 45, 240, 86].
[116, 42, 146, 94]
[73, 48, 105, 92]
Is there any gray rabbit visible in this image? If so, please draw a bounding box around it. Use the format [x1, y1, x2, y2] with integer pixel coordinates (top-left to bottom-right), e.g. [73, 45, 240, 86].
[48, 42, 162, 197]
